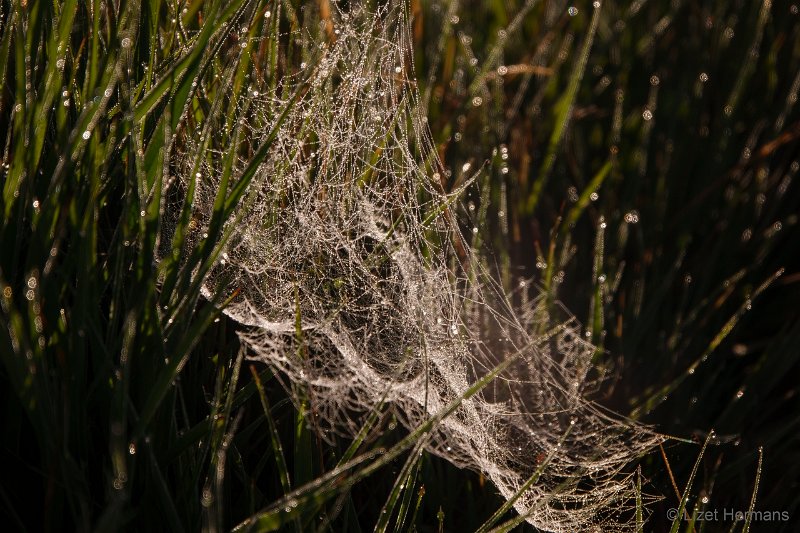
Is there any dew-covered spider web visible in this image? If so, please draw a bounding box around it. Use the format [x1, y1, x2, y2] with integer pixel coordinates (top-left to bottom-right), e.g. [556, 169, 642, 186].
[176, 1, 663, 530]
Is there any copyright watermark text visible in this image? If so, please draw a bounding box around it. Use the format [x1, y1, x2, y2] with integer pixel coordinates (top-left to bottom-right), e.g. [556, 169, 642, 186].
[666, 508, 790, 522]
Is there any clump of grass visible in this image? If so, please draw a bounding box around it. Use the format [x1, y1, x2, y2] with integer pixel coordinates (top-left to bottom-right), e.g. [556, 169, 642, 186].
[0, 0, 289, 529]
[2, 0, 799, 531]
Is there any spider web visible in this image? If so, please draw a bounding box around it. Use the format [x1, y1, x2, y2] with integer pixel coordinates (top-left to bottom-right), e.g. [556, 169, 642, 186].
[177, 2, 663, 530]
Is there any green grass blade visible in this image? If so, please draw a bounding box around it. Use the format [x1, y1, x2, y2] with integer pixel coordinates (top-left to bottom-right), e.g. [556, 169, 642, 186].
[250, 365, 292, 494]
[374, 440, 425, 533]
[740, 447, 763, 533]
[668, 432, 713, 533]
[525, 3, 601, 214]
[475, 425, 572, 533]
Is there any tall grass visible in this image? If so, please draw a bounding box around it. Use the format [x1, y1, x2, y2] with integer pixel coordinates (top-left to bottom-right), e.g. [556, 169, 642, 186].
[0, 0, 288, 529]
[1, 0, 799, 531]
[414, 0, 800, 528]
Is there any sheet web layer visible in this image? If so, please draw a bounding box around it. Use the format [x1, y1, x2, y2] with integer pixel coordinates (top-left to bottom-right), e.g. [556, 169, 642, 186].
[179, 2, 662, 530]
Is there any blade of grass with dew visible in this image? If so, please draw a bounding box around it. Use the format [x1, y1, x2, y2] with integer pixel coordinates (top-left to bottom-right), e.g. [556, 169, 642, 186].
[134, 288, 234, 438]
[392, 460, 423, 533]
[132, 0, 242, 124]
[250, 365, 292, 494]
[475, 425, 573, 533]
[588, 217, 606, 359]
[636, 466, 644, 533]
[408, 485, 426, 531]
[485, 469, 588, 533]
[525, 3, 601, 215]
[668, 432, 714, 533]
[374, 439, 426, 533]
[740, 447, 763, 533]
[632, 268, 784, 418]
[204, 347, 247, 532]
[723, 0, 771, 124]
[140, 0, 251, 176]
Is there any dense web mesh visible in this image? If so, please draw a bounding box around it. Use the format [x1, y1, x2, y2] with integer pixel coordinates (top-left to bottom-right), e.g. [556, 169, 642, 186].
[179, 2, 663, 531]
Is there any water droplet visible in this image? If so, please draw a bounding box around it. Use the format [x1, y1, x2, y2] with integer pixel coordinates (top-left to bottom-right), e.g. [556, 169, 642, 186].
[497, 65, 508, 76]
[568, 6, 578, 16]
[568, 186, 579, 202]
[650, 75, 660, 86]
[82, 130, 91, 140]
[129, 443, 136, 455]
[624, 210, 640, 223]
[471, 96, 483, 107]
[642, 109, 653, 121]
[699, 72, 709, 82]
[121, 37, 132, 48]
